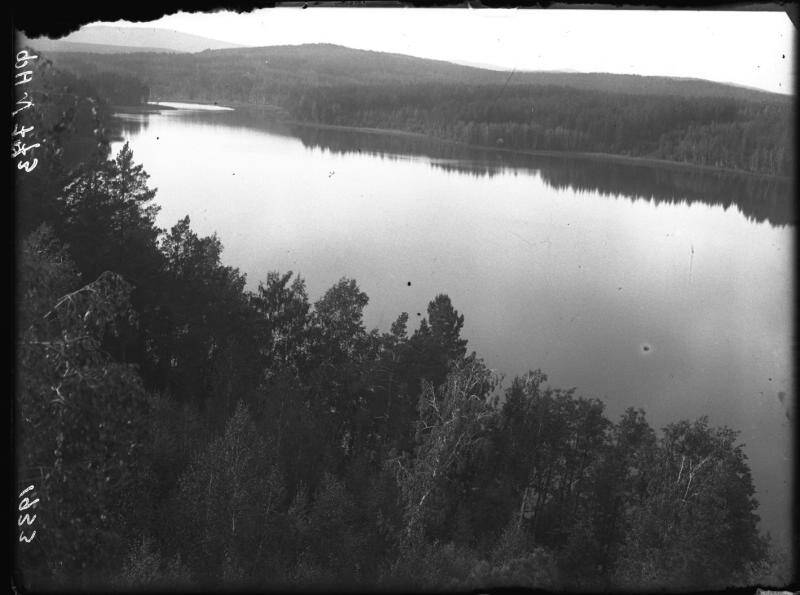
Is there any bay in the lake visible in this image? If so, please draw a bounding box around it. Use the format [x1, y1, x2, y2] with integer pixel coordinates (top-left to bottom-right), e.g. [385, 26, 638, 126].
[111, 104, 794, 547]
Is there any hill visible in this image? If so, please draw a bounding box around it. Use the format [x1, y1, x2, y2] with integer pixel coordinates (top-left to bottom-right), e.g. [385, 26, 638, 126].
[43, 43, 793, 176]
[19, 37, 177, 54]
[43, 42, 789, 101]
[22, 25, 241, 53]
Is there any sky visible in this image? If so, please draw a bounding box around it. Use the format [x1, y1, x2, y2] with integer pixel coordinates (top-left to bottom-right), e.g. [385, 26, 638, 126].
[94, 8, 796, 94]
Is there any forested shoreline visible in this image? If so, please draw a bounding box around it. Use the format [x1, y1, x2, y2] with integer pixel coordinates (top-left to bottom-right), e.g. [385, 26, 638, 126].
[15, 53, 792, 591]
[281, 118, 793, 179]
[45, 43, 795, 177]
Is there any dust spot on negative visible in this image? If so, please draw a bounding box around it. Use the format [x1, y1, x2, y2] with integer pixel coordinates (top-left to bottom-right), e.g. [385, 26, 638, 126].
[407, 281, 411, 286]
[640, 343, 652, 353]
[416, 312, 421, 317]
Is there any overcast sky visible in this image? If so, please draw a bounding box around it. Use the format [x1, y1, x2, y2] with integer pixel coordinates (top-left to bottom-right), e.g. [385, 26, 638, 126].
[97, 8, 794, 94]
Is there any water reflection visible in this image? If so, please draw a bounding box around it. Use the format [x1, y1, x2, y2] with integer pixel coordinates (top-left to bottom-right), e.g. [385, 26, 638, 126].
[113, 109, 794, 227]
[292, 124, 795, 228]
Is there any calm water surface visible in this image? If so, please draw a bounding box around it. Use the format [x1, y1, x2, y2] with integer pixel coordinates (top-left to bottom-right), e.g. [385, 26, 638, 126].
[112, 105, 794, 546]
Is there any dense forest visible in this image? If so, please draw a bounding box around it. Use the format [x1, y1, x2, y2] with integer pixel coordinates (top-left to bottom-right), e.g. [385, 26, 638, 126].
[45, 43, 795, 177]
[14, 53, 793, 591]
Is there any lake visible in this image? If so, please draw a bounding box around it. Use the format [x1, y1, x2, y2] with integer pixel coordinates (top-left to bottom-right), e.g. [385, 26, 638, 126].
[111, 103, 794, 547]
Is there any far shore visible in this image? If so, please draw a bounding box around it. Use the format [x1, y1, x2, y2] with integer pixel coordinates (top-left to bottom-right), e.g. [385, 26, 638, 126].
[112, 103, 179, 114]
[280, 119, 791, 180]
[112, 99, 791, 181]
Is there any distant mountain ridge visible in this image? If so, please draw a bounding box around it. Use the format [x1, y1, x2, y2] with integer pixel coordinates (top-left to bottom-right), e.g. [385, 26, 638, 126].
[22, 25, 241, 54]
[29, 38, 788, 101]
[190, 43, 788, 101]
[20, 38, 179, 54]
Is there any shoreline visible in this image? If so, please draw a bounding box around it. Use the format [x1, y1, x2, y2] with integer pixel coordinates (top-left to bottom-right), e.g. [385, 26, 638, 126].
[112, 103, 179, 114]
[114, 100, 791, 180]
[281, 119, 791, 180]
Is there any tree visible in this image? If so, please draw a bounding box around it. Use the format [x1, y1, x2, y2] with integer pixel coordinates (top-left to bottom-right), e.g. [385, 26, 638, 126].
[17, 226, 153, 588]
[389, 359, 498, 544]
[613, 417, 767, 589]
[290, 473, 370, 587]
[401, 294, 469, 408]
[173, 401, 285, 586]
[15, 53, 111, 235]
[495, 370, 611, 547]
[58, 141, 160, 283]
[366, 312, 418, 452]
[582, 407, 657, 584]
[427, 294, 468, 361]
[312, 277, 371, 361]
[153, 216, 254, 415]
[54, 141, 167, 376]
[251, 271, 312, 383]
[296, 278, 380, 471]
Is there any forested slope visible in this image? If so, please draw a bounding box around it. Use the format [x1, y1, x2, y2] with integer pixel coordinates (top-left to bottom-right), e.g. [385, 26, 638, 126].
[47, 44, 795, 176]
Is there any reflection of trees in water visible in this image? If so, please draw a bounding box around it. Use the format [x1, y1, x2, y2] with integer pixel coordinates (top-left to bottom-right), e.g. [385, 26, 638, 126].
[111, 112, 794, 227]
[294, 125, 794, 227]
[110, 109, 281, 138]
[111, 115, 148, 138]
[510, 158, 792, 227]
